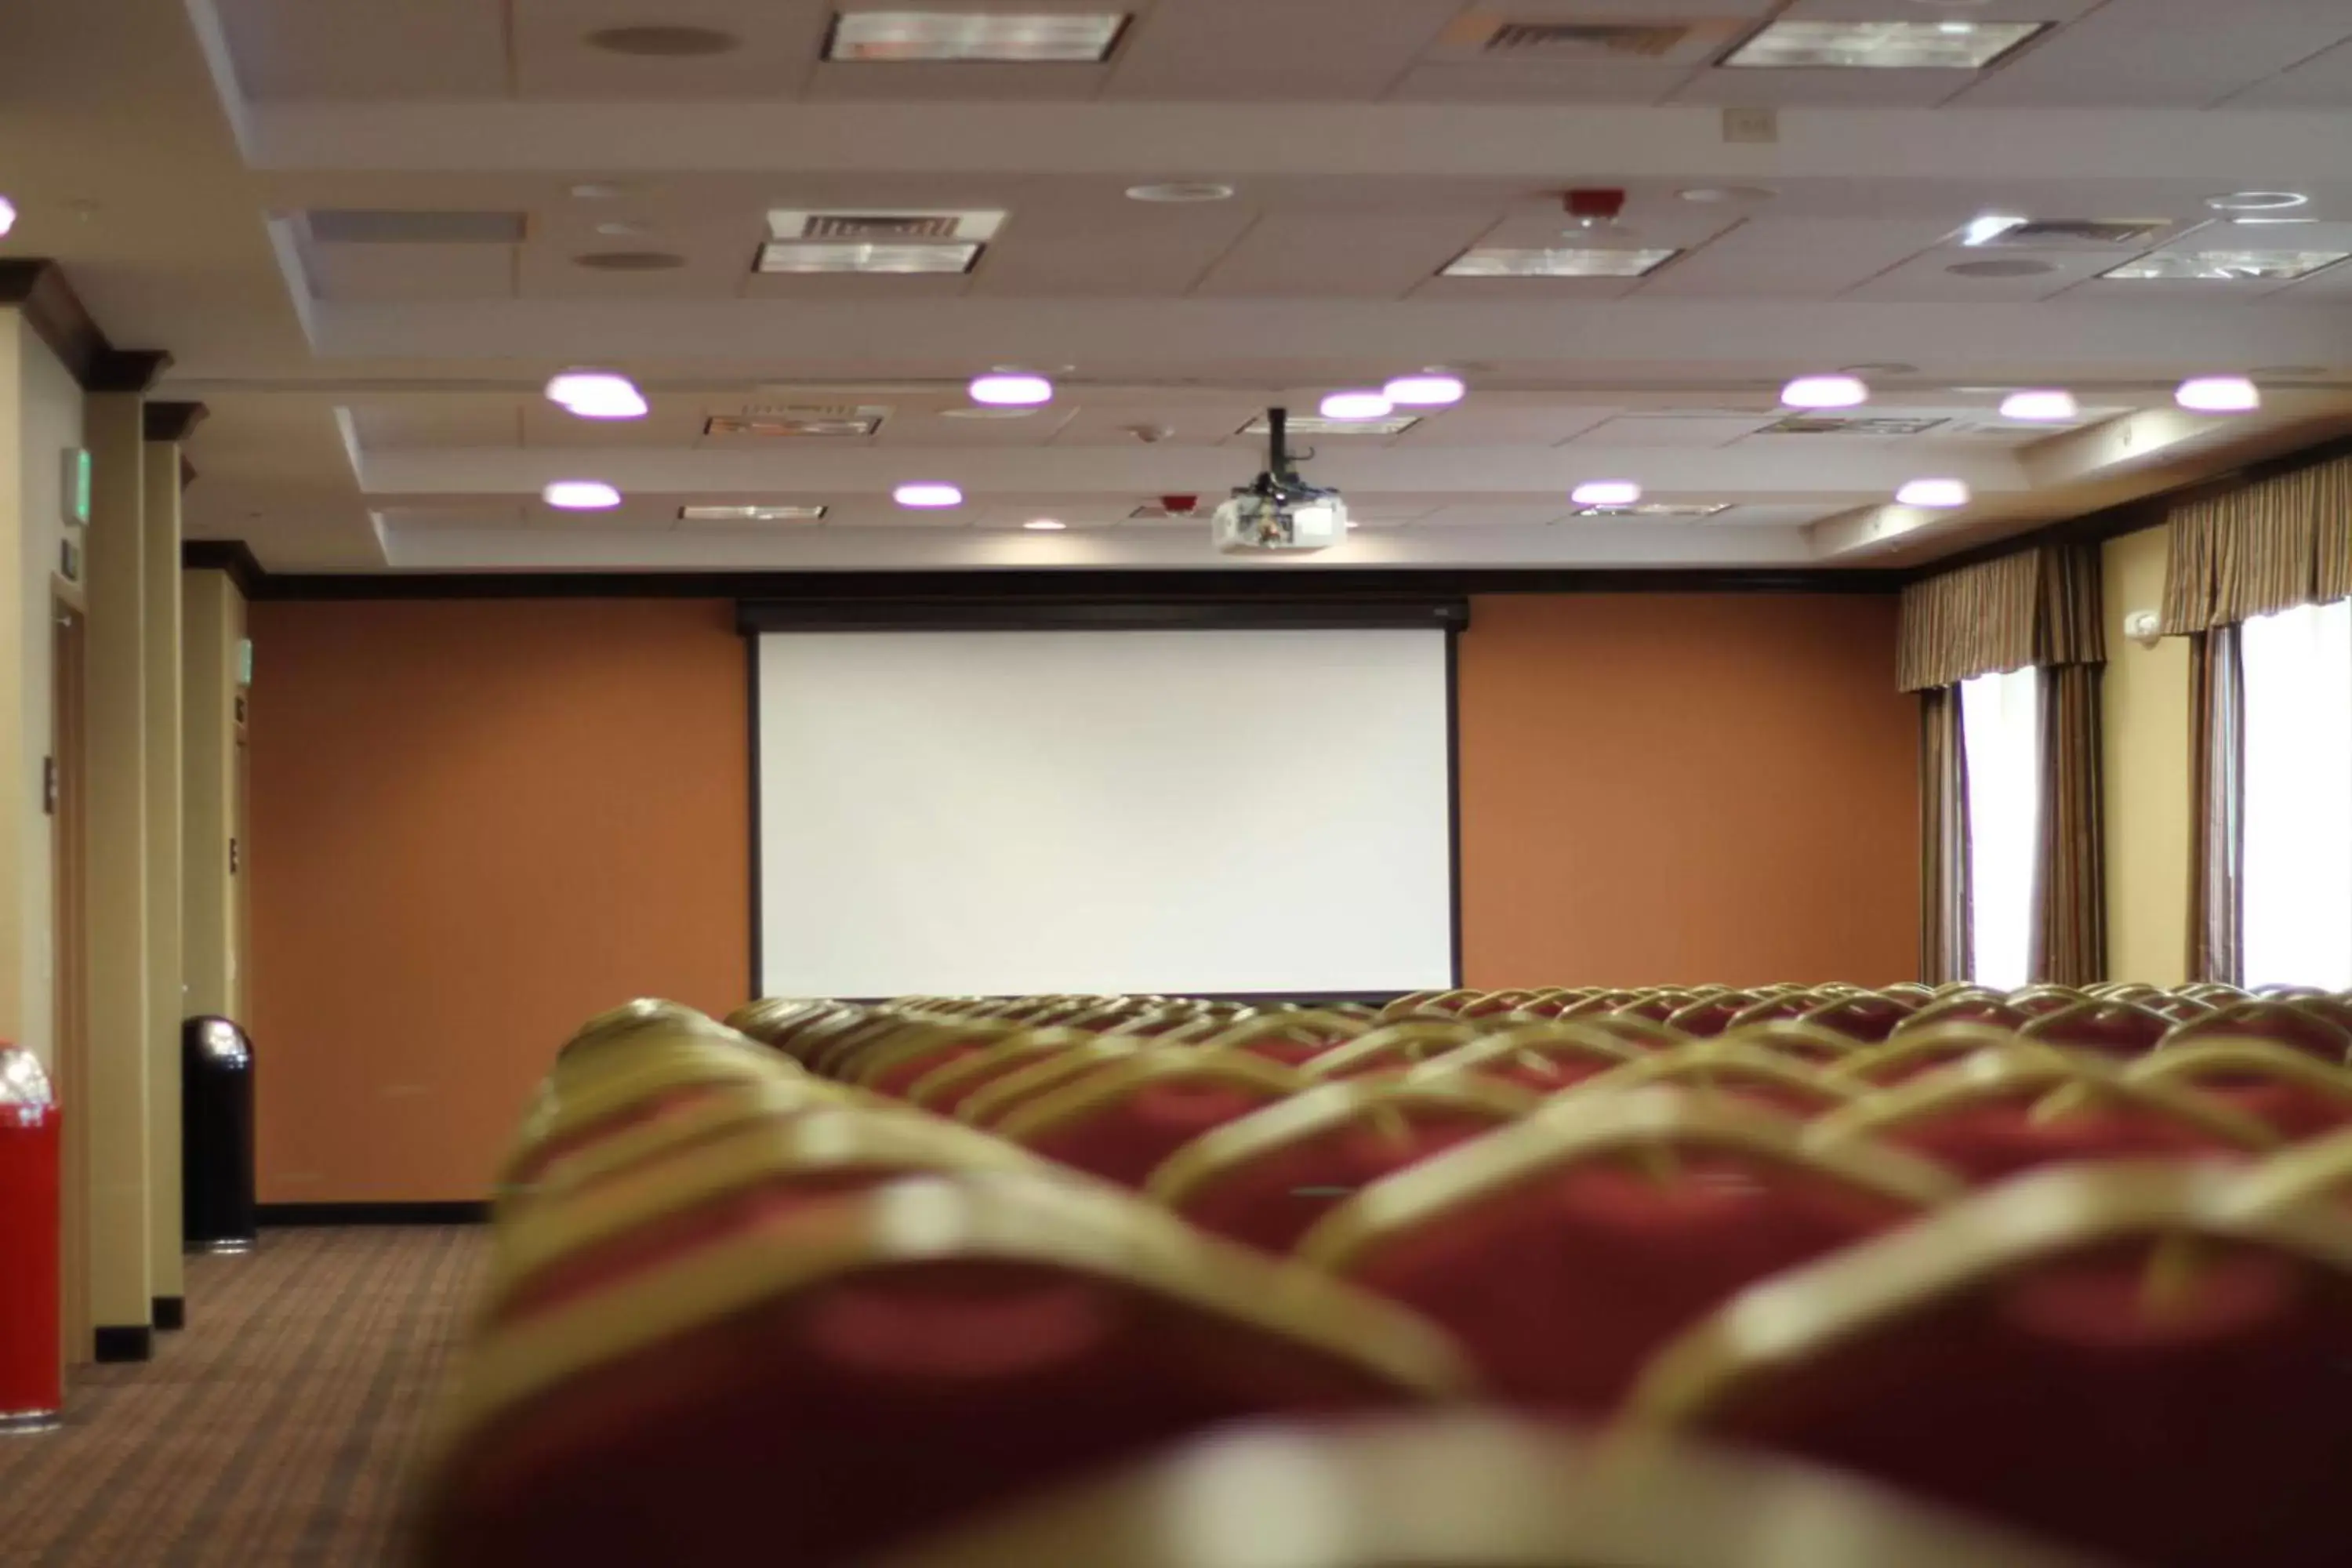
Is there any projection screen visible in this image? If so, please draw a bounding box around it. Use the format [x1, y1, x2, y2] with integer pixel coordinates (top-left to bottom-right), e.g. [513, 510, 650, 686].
[752, 626, 1457, 999]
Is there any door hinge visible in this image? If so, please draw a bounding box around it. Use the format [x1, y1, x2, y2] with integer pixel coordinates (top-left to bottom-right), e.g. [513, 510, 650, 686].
[41, 757, 56, 816]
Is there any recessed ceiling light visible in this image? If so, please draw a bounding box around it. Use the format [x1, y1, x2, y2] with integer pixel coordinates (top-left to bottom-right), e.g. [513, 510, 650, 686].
[572, 250, 687, 271]
[1724, 19, 2045, 68]
[1571, 480, 1642, 507]
[1319, 390, 1394, 422]
[826, 11, 1130, 63]
[2102, 249, 2350, 282]
[1022, 518, 1068, 532]
[1125, 182, 1234, 204]
[2206, 191, 2308, 212]
[895, 481, 964, 508]
[1960, 213, 2029, 247]
[568, 183, 630, 201]
[2231, 215, 2319, 227]
[2176, 376, 2261, 414]
[940, 405, 1040, 420]
[0, 196, 16, 238]
[678, 505, 828, 523]
[757, 241, 980, 274]
[545, 370, 648, 420]
[1896, 478, 1971, 509]
[969, 372, 1054, 406]
[1781, 374, 1869, 409]
[544, 481, 622, 511]
[1241, 413, 1420, 437]
[1384, 373, 1465, 408]
[1442, 246, 1679, 278]
[585, 25, 741, 56]
[1998, 388, 2078, 422]
[1677, 186, 1777, 205]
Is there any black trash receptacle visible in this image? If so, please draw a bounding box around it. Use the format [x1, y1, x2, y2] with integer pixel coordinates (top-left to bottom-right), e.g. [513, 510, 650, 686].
[183, 1017, 256, 1254]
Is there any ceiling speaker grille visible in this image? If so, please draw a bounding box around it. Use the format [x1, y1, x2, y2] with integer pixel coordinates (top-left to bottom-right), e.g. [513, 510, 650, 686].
[705, 408, 887, 438]
[801, 213, 968, 241]
[1762, 415, 1950, 437]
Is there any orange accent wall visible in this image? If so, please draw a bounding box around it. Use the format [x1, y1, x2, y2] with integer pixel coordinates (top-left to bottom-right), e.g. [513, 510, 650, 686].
[1457, 594, 1918, 988]
[247, 599, 750, 1203]
[249, 591, 1914, 1199]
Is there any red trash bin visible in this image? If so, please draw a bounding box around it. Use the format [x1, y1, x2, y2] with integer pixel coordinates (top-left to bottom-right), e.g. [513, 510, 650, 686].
[0, 1045, 60, 1434]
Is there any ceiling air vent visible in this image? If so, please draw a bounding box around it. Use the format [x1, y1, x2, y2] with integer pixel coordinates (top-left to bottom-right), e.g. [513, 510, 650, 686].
[1759, 415, 1949, 437]
[307, 209, 527, 245]
[705, 405, 888, 438]
[768, 209, 1006, 243]
[1483, 22, 1692, 56]
[1980, 220, 2170, 249]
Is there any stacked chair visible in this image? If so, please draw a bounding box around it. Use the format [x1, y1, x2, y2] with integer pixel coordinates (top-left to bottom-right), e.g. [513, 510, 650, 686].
[411, 982, 2352, 1568]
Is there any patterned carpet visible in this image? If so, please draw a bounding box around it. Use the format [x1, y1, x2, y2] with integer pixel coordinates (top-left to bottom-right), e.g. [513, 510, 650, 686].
[0, 1228, 484, 1567]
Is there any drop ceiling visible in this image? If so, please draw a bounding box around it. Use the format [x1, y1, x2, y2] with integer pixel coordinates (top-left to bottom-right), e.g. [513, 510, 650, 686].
[4, 0, 2352, 573]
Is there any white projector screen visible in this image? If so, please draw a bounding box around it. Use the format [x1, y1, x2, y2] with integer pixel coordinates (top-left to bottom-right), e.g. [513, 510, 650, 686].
[753, 626, 1456, 998]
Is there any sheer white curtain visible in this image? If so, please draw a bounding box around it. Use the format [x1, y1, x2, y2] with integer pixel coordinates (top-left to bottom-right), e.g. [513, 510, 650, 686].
[2241, 598, 2352, 989]
[1961, 666, 2042, 989]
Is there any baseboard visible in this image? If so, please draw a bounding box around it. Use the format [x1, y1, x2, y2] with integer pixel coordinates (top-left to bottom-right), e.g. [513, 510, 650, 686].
[152, 1297, 185, 1332]
[93, 1325, 153, 1363]
[257, 1201, 490, 1226]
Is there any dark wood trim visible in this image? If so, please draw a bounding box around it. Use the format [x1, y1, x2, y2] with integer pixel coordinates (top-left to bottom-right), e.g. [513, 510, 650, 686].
[746, 633, 764, 996]
[739, 595, 1471, 635]
[226, 564, 1907, 603]
[93, 1325, 154, 1363]
[145, 401, 210, 442]
[181, 540, 265, 598]
[0, 261, 171, 393]
[1444, 627, 1465, 990]
[152, 1296, 186, 1332]
[1909, 426, 2352, 580]
[256, 1200, 491, 1226]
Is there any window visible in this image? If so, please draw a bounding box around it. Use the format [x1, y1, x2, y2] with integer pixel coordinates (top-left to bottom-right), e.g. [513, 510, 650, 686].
[1961, 666, 2042, 989]
[2241, 599, 2352, 989]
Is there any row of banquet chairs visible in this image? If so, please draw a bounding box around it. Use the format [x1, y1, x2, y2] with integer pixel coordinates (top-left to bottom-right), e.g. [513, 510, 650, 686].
[409, 982, 2352, 1568]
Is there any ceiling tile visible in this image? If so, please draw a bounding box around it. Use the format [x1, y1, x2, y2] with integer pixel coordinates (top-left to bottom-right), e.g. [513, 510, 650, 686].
[212, 0, 510, 100]
[523, 403, 710, 449]
[874, 408, 1081, 447]
[1389, 397, 1617, 448]
[1950, 0, 2352, 107]
[1639, 218, 1957, 299]
[1107, 0, 1458, 101]
[1844, 246, 2125, 302]
[307, 241, 517, 303]
[1425, 504, 1575, 528]
[1674, 67, 1973, 107]
[511, 0, 830, 100]
[1567, 414, 1776, 448]
[346, 404, 521, 451]
[2229, 36, 2352, 106]
[1050, 397, 1263, 448]
[1193, 212, 1493, 299]
[520, 235, 746, 299]
[971, 201, 1256, 297]
[1387, 60, 1697, 104]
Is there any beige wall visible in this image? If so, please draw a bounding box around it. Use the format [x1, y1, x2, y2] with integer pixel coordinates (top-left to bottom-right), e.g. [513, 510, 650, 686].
[182, 568, 244, 1022]
[2101, 524, 2191, 985]
[142, 445, 183, 1304]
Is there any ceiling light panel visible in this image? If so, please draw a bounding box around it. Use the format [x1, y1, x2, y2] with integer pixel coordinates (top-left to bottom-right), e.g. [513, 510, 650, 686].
[1572, 503, 1733, 519]
[756, 241, 981, 274]
[1239, 413, 1421, 437]
[1442, 246, 1679, 278]
[2101, 250, 2350, 282]
[826, 11, 1129, 63]
[1725, 20, 2046, 69]
[679, 506, 829, 523]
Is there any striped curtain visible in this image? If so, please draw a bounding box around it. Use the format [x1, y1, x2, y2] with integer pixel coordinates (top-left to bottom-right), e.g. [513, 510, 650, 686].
[2028, 545, 2107, 985]
[1897, 551, 2039, 692]
[2186, 626, 2246, 984]
[1918, 686, 1973, 985]
[2161, 451, 2352, 633]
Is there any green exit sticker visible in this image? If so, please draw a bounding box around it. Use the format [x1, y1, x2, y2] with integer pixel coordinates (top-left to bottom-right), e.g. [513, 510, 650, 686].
[237, 638, 254, 687]
[63, 448, 91, 528]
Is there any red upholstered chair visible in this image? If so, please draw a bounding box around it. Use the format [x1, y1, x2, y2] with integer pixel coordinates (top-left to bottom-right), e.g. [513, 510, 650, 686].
[480, 1110, 1049, 1330]
[1606, 994, 1691, 1023]
[1807, 1046, 2279, 1185]
[1715, 1020, 1866, 1068]
[1149, 1079, 1532, 1252]
[2163, 1000, 2352, 1063]
[510, 1078, 866, 1217]
[721, 996, 856, 1063]
[1301, 1021, 1486, 1082]
[868, 1415, 2109, 1568]
[500, 1038, 801, 1198]
[2126, 1043, 2352, 1142]
[1661, 993, 1761, 1039]
[2006, 985, 2087, 1018]
[1299, 1090, 1958, 1415]
[901, 1028, 1107, 1117]
[1456, 989, 1545, 1020]
[1193, 1009, 1370, 1069]
[1562, 1011, 1688, 1051]
[957, 1039, 1158, 1131]
[1893, 994, 2034, 1034]
[1381, 989, 1479, 1018]
[1571, 1041, 1864, 1119]
[1552, 990, 1641, 1019]
[2233, 1123, 2352, 1213]
[1824, 1023, 2034, 1087]
[2274, 991, 2352, 1036]
[1795, 993, 1916, 1044]
[1721, 994, 1816, 1030]
[1878, 982, 1936, 1004]
[850, 1019, 1025, 1098]
[1403, 1023, 1639, 1094]
[2182, 981, 2251, 1004]
[2017, 998, 2174, 1060]
[996, 1051, 1308, 1189]
[414, 1173, 1473, 1568]
[1627, 1163, 2352, 1568]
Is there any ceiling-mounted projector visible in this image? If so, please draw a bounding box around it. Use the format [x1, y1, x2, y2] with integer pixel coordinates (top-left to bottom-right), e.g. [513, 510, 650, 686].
[1213, 406, 1348, 555]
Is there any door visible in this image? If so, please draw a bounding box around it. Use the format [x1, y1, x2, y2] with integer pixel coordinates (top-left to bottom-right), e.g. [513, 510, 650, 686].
[52, 601, 89, 1365]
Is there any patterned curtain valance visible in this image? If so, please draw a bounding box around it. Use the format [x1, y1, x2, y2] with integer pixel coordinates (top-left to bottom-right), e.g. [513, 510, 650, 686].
[2161, 452, 2352, 633]
[1897, 544, 2106, 693]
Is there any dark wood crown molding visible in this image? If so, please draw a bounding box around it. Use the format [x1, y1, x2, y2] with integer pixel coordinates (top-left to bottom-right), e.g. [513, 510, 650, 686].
[181, 539, 265, 597]
[146, 401, 210, 442]
[0, 260, 173, 394]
